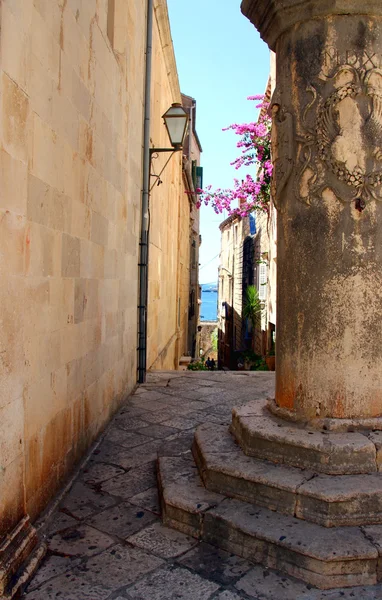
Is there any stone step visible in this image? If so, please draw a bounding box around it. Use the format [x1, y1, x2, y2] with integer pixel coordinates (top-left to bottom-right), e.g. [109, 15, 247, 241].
[231, 400, 378, 475]
[157, 453, 381, 590]
[192, 423, 382, 527]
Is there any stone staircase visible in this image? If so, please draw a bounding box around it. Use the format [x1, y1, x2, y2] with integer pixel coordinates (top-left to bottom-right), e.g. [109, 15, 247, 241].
[158, 398, 382, 590]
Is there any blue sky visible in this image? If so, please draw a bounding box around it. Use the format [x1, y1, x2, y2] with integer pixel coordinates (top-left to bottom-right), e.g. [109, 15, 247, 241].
[167, 0, 270, 283]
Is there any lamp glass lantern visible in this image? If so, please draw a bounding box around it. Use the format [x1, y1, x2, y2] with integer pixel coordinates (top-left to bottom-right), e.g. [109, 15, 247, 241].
[162, 103, 189, 149]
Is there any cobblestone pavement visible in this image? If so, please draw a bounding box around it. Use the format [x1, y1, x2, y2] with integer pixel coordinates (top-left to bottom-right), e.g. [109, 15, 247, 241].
[22, 371, 382, 600]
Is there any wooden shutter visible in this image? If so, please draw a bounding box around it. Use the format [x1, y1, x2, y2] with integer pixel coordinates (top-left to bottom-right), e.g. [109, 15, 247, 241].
[258, 263, 267, 301]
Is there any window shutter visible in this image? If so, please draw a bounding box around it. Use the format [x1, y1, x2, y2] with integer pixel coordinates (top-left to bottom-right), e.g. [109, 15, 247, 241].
[192, 161, 197, 188]
[196, 166, 203, 191]
[258, 263, 267, 301]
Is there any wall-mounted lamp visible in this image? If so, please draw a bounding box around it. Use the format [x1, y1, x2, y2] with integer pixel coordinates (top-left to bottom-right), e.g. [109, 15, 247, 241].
[161, 103, 189, 150]
[149, 103, 189, 187]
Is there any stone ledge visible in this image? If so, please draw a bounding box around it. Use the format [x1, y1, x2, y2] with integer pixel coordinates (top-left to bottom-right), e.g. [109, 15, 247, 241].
[297, 474, 382, 527]
[158, 452, 380, 589]
[268, 398, 382, 432]
[157, 455, 224, 537]
[231, 402, 377, 474]
[0, 516, 45, 598]
[241, 0, 382, 50]
[193, 423, 382, 527]
[192, 423, 311, 517]
[205, 499, 378, 590]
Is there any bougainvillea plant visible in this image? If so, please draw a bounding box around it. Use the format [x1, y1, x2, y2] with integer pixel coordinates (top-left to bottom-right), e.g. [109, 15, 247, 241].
[196, 95, 272, 217]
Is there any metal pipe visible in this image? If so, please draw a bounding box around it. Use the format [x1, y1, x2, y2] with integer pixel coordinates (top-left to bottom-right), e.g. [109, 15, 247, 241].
[137, 0, 154, 384]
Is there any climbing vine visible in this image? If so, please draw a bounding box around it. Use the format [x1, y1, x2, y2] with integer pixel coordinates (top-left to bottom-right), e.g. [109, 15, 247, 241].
[196, 95, 272, 217]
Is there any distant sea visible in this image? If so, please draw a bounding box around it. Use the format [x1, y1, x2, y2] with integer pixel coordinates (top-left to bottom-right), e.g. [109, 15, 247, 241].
[200, 290, 218, 322]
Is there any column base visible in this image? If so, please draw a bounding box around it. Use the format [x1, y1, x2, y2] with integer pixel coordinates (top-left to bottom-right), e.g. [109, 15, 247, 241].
[0, 516, 46, 598]
[231, 399, 379, 474]
[268, 398, 382, 432]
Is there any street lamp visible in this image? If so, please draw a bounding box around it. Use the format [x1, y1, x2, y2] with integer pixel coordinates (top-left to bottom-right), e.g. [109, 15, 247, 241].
[162, 103, 189, 149]
[148, 103, 189, 187]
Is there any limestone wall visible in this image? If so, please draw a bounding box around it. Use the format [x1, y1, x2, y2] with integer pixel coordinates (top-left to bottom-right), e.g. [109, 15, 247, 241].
[146, 2, 190, 371]
[0, 0, 185, 537]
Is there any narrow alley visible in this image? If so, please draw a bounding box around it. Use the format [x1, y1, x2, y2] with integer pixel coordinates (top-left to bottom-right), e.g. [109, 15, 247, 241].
[21, 372, 382, 600]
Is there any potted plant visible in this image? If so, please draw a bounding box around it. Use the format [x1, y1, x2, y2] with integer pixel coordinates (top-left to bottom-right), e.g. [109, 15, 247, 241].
[243, 285, 262, 351]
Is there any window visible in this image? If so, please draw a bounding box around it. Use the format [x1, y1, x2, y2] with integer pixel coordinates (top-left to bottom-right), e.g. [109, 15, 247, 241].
[191, 239, 196, 268]
[192, 163, 203, 192]
[258, 263, 267, 301]
[195, 166, 203, 191]
[249, 212, 256, 235]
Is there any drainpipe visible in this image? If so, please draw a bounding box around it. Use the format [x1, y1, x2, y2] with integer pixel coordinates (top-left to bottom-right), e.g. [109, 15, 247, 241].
[137, 0, 153, 384]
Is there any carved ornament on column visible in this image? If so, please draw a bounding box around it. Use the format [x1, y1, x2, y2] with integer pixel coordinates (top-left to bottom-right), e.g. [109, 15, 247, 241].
[296, 65, 382, 210]
[270, 98, 294, 211]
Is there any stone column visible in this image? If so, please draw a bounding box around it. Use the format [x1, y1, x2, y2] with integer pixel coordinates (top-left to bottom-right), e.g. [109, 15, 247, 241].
[242, 0, 382, 422]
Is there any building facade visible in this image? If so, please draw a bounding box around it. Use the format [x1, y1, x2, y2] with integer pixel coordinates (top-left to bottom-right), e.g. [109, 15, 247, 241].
[218, 208, 270, 369]
[0, 0, 200, 594]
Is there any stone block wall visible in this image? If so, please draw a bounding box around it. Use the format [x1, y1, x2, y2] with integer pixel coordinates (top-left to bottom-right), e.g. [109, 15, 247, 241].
[146, 2, 188, 371]
[0, 0, 185, 540]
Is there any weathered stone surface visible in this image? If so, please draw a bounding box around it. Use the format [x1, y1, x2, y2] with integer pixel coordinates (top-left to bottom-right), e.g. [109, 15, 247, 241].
[177, 542, 253, 586]
[24, 571, 111, 600]
[241, 0, 382, 50]
[79, 463, 125, 486]
[216, 592, 245, 600]
[369, 432, 382, 471]
[127, 522, 197, 558]
[193, 423, 310, 515]
[47, 525, 114, 557]
[0, 517, 40, 597]
[161, 416, 200, 430]
[112, 414, 150, 432]
[157, 431, 195, 457]
[269, 398, 382, 432]
[124, 565, 220, 600]
[103, 428, 152, 450]
[46, 512, 78, 535]
[235, 564, 313, 599]
[21, 372, 382, 596]
[101, 467, 156, 500]
[231, 407, 377, 474]
[204, 499, 378, 589]
[297, 474, 382, 527]
[158, 456, 224, 537]
[129, 486, 161, 514]
[75, 544, 164, 589]
[86, 502, 157, 538]
[91, 439, 162, 469]
[59, 483, 117, 519]
[138, 423, 179, 439]
[26, 556, 80, 592]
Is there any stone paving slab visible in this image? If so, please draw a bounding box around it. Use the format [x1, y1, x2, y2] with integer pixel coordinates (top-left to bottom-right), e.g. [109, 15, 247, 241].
[24, 571, 112, 600]
[21, 372, 382, 600]
[127, 522, 198, 558]
[176, 542, 253, 586]
[128, 486, 161, 513]
[47, 524, 115, 557]
[26, 555, 80, 592]
[86, 502, 158, 538]
[74, 544, 164, 589]
[123, 565, 220, 600]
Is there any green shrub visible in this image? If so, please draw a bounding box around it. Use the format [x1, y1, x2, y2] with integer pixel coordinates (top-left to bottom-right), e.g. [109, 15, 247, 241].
[250, 359, 269, 371]
[187, 360, 207, 371]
